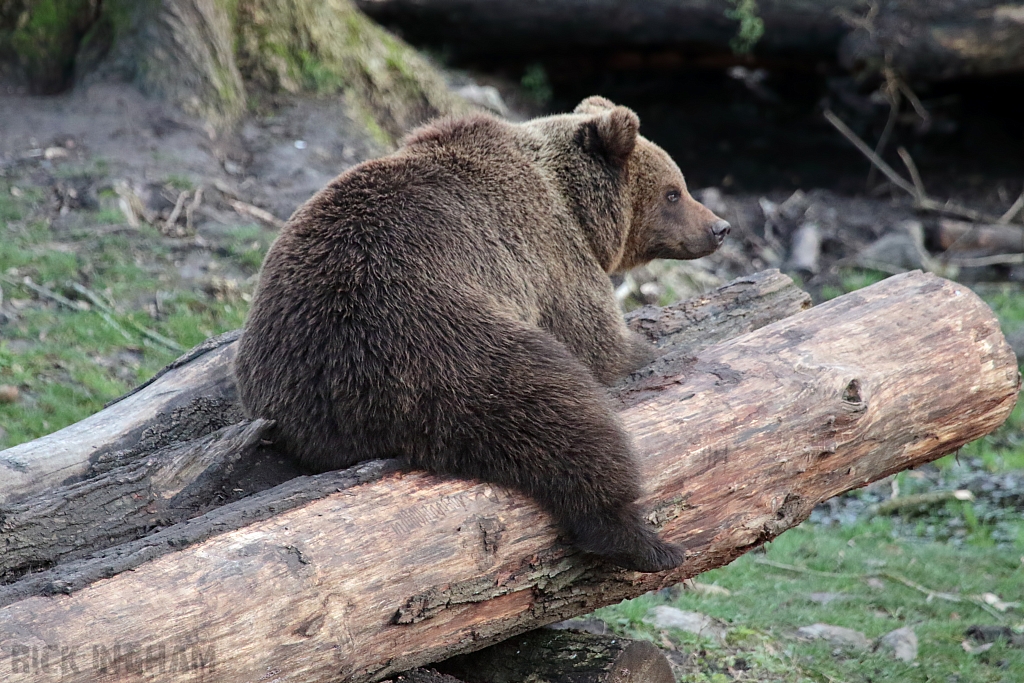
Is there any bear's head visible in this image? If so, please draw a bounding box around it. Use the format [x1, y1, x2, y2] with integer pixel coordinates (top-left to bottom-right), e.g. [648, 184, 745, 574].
[536, 96, 730, 274]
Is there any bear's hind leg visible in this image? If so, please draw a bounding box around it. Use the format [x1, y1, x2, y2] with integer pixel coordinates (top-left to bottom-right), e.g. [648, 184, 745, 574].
[421, 321, 684, 572]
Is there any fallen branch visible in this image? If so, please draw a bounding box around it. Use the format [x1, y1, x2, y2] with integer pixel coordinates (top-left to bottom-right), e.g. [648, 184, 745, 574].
[754, 558, 1005, 620]
[868, 489, 974, 516]
[999, 186, 1024, 225]
[823, 110, 1002, 224]
[230, 199, 286, 229]
[69, 282, 186, 353]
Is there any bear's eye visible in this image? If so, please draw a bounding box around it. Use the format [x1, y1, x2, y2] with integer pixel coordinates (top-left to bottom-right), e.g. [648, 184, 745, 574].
[666, 190, 681, 203]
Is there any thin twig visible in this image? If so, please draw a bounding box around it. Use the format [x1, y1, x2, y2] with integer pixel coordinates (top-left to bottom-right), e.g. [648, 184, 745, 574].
[185, 186, 204, 234]
[0, 276, 135, 341]
[1, 275, 83, 311]
[754, 558, 1006, 619]
[824, 109, 917, 196]
[69, 282, 185, 353]
[867, 69, 902, 188]
[897, 147, 926, 201]
[165, 190, 189, 231]
[999, 185, 1024, 225]
[943, 253, 1024, 268]
[896, 80, 931, 128]
[230, 200, 285, 229]
[824, 109, 1002, 223]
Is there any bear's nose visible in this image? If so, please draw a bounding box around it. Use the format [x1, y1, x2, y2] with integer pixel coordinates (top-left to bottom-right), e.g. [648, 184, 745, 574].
[711, 219, 731, 243]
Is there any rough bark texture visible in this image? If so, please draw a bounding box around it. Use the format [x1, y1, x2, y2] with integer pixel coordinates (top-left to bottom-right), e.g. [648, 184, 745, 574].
[357, 0, 1024, 81]
[0, 271, 1016, 683]
[0, 331, 243, 507]
[0, 419, 273, 584]
[440, 630, 674, 683]
[0, 269, 808, 508]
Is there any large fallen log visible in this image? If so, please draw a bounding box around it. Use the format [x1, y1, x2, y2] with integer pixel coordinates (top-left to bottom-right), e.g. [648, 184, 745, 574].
[357, 0, 1024, 82]
[0, 271, 1017, 682]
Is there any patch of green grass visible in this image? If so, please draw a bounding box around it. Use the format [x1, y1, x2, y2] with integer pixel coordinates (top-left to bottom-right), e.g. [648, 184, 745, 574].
[0, 174, 257, 449]
[599, 520, 1024, 682]
[820, 268, 889, 301]
[220, 223, 273, 274]
[164, 174, 195, 191]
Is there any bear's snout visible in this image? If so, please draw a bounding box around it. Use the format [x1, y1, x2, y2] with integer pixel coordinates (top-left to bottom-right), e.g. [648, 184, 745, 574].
[710, 219, 731, 245]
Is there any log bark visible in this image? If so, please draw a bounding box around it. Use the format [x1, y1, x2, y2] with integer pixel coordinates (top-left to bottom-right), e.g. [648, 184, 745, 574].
[0, 269, 808, 508]
[439, 630, 674, 683]
[0, 271, 1017, 682]
[0, 419, 273, 583]
[356, 0, 1024, 82]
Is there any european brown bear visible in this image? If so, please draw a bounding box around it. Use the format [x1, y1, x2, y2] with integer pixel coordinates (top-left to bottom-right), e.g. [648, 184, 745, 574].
[234, 96, 729, 572]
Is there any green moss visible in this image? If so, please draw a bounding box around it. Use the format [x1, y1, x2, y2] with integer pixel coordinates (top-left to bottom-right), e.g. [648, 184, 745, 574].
[6, 0, 98, 92]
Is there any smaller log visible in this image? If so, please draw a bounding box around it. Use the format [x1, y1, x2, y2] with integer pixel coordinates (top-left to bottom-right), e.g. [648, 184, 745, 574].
[625, 269, 810, 350]
[439, 630, 674, 683]
[0, 331, 242, 507]
[0, 420, 272, 583]
[933, 219, 1024, 254]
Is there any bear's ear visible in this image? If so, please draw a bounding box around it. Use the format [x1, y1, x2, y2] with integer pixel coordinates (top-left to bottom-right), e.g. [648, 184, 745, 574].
[574, 96, 617, 115]
[582, 106, 639, 166]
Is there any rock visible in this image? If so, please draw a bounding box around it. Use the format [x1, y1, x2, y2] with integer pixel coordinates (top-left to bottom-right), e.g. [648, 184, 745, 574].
[0, 384, 20, 404]
[866, 578, 886, 591]
[877, 627, 918, 662]
[454, 84, 509, 117]
[644, 606, 728, 644]
[547, 617, 609, 635]
[965, 624, 1024, 648]
[795, 623, 871, 651]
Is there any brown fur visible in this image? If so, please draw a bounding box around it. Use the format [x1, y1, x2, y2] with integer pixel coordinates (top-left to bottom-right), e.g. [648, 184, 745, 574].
[234, 97, 728, 572]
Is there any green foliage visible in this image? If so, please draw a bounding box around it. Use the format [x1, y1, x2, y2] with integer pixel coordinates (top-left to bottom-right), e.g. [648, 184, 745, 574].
[4, 0, 98, 92]
[725, 0, 765, 55]
[521, 63, 553, 106]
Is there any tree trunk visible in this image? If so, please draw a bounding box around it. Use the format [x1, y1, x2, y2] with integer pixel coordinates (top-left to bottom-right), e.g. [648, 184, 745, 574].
[0, 270, 1016, 683]
[439, 630, 674, 683]
[357, 0, 1024, 82]
[2, 0, 468, 138]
